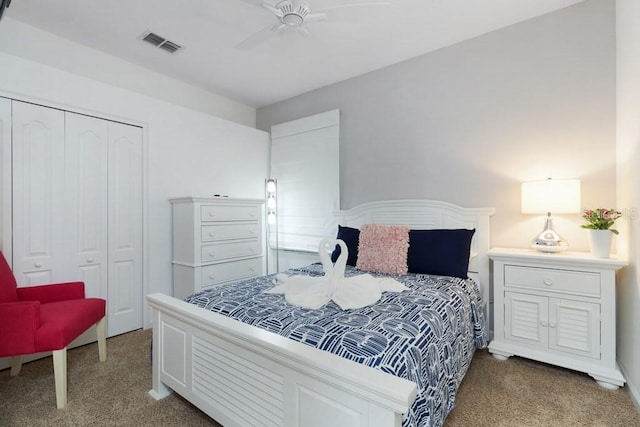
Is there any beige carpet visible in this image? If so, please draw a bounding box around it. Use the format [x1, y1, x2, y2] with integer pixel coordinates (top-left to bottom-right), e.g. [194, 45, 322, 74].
[1, 329, 638, 426]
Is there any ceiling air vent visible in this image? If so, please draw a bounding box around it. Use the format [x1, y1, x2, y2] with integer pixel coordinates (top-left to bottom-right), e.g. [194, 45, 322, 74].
[139, 31, 183, 54]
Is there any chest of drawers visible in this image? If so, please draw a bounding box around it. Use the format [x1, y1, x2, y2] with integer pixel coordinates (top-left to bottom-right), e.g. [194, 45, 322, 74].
[170, 197, 264, 299]
[488, 248, 627, 389]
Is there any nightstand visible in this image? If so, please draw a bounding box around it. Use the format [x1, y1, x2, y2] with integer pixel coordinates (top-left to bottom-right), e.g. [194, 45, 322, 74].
[488, 248, 627, 389]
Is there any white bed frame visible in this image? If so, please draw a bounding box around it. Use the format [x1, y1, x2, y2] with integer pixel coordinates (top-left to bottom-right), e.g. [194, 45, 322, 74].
[147, 200, 495, 427]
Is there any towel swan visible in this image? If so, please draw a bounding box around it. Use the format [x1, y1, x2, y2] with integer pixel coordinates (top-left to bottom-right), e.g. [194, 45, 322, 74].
[266, 239, 408, 310]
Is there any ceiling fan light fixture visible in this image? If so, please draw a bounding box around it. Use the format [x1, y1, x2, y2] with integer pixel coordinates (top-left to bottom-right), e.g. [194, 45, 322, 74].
[282, 13, 304, 26]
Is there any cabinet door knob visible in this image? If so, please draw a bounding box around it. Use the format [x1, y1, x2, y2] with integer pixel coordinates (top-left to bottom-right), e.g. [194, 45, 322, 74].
[34, 262, 42, 268]
[87, 258, 94, 263]
[540, 321, 548, 327]
[543, 278, 553, 286]
[549, 322, 557, 328]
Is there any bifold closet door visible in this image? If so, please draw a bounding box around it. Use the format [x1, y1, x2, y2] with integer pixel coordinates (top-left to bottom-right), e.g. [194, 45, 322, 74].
[65, 112, 109, 302]
[107, 122, 143, 336]
[67, 114, 143, 335]
[11, 101, 66, 285]
[10, 101, 143, 336]
[0, 97, 10, 257]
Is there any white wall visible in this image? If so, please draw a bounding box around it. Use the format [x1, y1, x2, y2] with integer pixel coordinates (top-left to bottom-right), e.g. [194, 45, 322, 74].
[616, 0, 640, 411]
[0, 25, 270, 328]
[0, 18, 256, 127]
[257, 0, 616, 254]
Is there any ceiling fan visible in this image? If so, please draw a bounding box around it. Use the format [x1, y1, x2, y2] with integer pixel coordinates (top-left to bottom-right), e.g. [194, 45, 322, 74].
[237, 0, 390, 49]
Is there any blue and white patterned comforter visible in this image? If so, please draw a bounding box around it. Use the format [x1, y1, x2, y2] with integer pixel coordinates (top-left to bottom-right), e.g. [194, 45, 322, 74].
[185, 264, 487, 427]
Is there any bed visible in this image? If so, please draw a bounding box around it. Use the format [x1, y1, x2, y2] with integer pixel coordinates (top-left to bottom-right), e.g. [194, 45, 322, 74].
[147, 200, 495, 427]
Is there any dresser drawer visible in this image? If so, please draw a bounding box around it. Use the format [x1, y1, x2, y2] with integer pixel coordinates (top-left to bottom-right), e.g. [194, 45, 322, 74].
[201, 222, 259, 242]
[504, 265, 600, 297]
[201, 258, 262, 287]
[201, 240, 260, 262]
[201, 204, 260, 222]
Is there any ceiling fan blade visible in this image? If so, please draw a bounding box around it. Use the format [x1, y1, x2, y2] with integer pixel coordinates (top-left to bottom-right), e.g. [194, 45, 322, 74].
[297, 26, 311, 37]
[305, 13, 326, 23]
[262, 2, 284, 17]
[235, 23, 283, 50]
[315, 1, 392, 13]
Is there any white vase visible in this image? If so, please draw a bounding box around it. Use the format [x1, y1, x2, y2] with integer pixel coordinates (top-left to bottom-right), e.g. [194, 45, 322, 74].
[588, 230, 613, 258]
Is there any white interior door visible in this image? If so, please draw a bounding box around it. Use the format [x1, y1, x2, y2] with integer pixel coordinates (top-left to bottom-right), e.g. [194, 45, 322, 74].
[11, 101, 66, 286]
[65, 113, 109, 301]
[107, 121, 143, 335]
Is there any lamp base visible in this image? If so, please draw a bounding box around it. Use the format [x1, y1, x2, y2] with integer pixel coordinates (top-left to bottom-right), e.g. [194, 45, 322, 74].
[531, 240, 568, 253]
[531, 213, 568, 253]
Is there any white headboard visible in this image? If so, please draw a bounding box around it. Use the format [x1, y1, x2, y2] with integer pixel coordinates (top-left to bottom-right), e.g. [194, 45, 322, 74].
[335, 199, 495, 323]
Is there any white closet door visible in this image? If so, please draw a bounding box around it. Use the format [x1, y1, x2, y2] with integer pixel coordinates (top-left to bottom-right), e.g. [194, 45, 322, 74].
[0, 98, 10, 257]
[11, 101, 66, 286]
[65, 113, 109, 301]
[108, 121, 143, 335]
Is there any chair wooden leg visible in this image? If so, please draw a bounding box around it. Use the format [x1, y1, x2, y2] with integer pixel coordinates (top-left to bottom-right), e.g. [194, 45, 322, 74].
[10, 356, 23, 376]
[53, 348, 68, 409]
[96, 316, 107, 362]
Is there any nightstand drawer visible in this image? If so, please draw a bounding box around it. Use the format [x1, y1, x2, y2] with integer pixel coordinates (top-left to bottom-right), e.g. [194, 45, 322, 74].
[504, 265, 600, 297]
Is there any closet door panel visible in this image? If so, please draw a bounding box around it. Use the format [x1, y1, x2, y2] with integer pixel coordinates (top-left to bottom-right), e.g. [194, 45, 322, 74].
[11, 102, 66, 285]
[1, 98, 10, 257]
[65, 113, 109, 300]
[108, 122, 143, 335]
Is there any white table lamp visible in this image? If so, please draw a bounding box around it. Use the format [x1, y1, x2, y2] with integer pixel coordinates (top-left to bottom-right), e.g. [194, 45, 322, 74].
[521, 178, 581, 252]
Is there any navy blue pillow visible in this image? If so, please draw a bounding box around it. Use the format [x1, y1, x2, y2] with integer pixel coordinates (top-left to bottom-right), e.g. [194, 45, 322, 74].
[331, 225, 360, 266]
[407, 229, 475, 278]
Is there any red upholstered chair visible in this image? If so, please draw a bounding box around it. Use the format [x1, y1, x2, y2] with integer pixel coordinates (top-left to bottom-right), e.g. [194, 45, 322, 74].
[0, 251, 106, 409]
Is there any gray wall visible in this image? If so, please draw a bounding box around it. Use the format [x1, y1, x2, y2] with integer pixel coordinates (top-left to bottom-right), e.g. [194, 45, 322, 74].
[257, 0, 616, 252]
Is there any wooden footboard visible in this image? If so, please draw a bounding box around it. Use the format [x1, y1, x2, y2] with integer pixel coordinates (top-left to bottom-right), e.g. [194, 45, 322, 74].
[147, 293, 417, 427]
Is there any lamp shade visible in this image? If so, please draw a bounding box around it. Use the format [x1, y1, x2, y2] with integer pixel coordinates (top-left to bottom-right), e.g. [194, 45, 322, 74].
[521, 178, 581, 214]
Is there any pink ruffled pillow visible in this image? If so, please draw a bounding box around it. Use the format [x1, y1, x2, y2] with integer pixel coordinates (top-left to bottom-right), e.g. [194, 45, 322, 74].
[356, 223, 410, 275]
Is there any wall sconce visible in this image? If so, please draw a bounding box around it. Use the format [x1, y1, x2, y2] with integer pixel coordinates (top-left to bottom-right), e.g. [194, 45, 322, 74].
[521, 178, 581, 252]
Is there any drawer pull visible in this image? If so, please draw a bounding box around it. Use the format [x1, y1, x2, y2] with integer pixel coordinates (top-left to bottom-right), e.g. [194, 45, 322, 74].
[249, 267, 255, 272]
[543, 278, 553, 286]
[250, 248, 256, 253]
[34, 262, 42, 268]
[87, 257, 94, 263]
[208, 212, 216, 217]
[209, 251, 216, 257]
[540, 321, 548, 327]
[209, 232, 216, 238]
[209, 274, 216, 279]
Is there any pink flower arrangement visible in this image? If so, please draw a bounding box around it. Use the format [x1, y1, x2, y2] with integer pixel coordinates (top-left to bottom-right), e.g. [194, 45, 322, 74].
[581, 208, 623, 234]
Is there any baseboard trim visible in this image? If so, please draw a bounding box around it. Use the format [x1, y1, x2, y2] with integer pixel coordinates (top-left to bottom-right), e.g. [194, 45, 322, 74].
[619, 361, 640, 413]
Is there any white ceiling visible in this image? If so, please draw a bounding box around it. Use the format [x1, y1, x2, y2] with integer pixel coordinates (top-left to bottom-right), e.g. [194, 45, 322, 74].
[5, 0, 585, 108]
